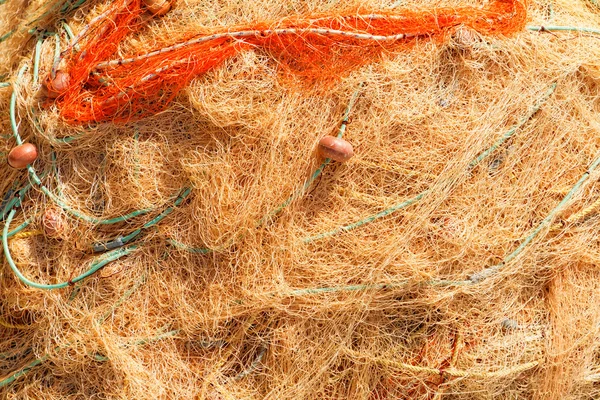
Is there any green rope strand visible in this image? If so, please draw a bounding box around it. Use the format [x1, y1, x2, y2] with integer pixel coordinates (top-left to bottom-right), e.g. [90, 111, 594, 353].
[0, 354, 49, 387]
[27, 165, 155, 225]
[470, 152, 600, 283]
[95, 188, 192, 252]
[30, 104, 82, 143]
[1, 175, 47, 221]
[0, 30, 15, 43]
[10, 65, 29, 146]
[234, 345, 268, 380]
[33, 36, 43, 84]
[95, 275, 147, 326]
[92, 328, 180, 361]
[6, 218, 33, 238]
[62, 21, 76, 41]
[60, 0, 88, 13]
[27, 0, 88, 27]
[546, 2, 554, 20]
[128, 328, 179, 347]
[121, 187, 190, 244]
[469, 84, 556, 168]
[3, 208, 138, 290]
[302, 191, 429, 243]
[527, 25, 600, 35]
[167, 238, 211, 254]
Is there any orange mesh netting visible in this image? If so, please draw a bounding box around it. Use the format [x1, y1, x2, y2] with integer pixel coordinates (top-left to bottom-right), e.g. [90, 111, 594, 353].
[48, 0, 527, 124]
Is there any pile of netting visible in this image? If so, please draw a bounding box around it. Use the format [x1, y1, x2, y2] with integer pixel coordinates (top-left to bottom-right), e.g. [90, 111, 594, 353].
[2, 0, 600, 398]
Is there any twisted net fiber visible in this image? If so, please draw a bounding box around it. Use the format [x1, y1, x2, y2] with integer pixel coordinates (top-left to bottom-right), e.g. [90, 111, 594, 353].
[2, 0, 600, 399]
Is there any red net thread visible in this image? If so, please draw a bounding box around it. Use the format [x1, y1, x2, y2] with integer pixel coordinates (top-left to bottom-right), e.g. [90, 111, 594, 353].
[47, 0, 527, 124]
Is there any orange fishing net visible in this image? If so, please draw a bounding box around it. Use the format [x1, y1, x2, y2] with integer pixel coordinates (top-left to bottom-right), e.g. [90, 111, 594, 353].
[47, 0, 527, 124]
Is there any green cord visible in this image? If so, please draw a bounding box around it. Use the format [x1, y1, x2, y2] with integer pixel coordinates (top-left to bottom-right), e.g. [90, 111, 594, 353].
[0, 180, 19, 214]
[122, 188, 192, 244]
[62, 21, 76, 41]
[469, 84, 557, 168]
[234, 345, 268, 381]
[27, 164, 155, 225]
[60, 0, 87, 13]
[31, 105, 82, 144]
[0, 354, 49, 387]
[1, 177, 44, 221]
[27, 0, 86, 27]
[0, 82, 9, 88]
[50, 152, 64, 195]
[92, 328, 180, 361]
[546, 2, 554, 20]
[3, 208, 138, 290]
[6, 218, 32, 238]
[0, 30, 15, 43]
[95, 187, 192, 251]
[26, 1, 66, 26]
[302, 191, 429, 243]
[95, 275, 147, 326]
[527, 25, 600, 36]
[129, 328, 179, 347]
[470, 152, 600, 283]
[33, 36, 43, 84]
[167, 238, 211, 254]
[302, 83, 557, 243]
[10, 65, 29, 146]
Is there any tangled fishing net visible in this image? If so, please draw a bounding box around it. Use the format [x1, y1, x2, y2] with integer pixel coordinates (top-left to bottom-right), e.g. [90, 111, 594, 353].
[2, 0, 600, 398]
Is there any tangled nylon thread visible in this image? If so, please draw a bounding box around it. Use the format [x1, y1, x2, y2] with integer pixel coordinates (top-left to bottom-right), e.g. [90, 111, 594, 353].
[48, 0, 527, 124]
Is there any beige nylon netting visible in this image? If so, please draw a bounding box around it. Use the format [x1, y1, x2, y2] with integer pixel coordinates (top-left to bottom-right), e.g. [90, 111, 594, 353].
[2, 0, 600, 398]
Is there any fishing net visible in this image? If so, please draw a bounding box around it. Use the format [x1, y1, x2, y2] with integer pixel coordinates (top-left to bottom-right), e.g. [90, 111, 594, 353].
[1, 0, 600, 398]
[50, 0, 526, 124]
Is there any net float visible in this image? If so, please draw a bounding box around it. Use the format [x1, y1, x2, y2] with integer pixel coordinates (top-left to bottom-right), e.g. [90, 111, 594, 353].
[318, 136, 354, 162]
[453, 26, 480, 48]
[44, 70, 70, 99]
[42, 207, 66, 238]
[7, 143, 38, 169]
[142, 0, 172, 16]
